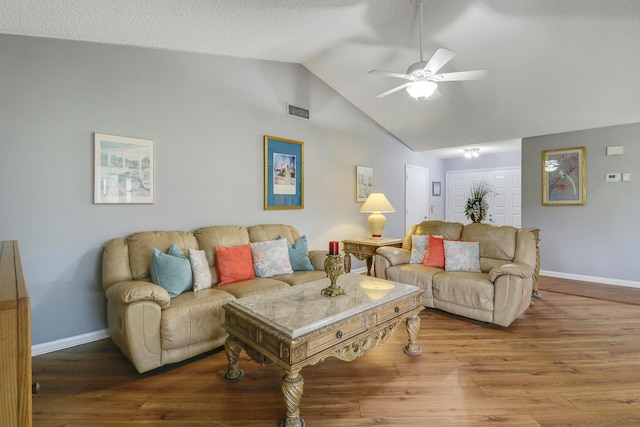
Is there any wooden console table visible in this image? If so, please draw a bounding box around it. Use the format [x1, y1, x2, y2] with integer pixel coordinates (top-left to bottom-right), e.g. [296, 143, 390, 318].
[342, 237, 403, 276]
[0, 241, 32, 427]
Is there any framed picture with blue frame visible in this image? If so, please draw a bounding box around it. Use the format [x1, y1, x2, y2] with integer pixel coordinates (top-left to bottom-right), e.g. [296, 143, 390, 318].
[264, 135, 304, 210]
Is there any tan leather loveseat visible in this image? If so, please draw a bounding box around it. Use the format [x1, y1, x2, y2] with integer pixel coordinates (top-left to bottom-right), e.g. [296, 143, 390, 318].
[375, 221, 537, 327]
[102, 224, 327, 373]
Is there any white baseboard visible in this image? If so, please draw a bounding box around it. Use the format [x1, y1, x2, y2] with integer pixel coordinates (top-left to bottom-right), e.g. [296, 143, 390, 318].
[541, 270, 640, 289]
[32, 329, 110, 357]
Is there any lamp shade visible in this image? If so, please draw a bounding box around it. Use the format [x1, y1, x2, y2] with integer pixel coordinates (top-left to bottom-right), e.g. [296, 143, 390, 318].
[360, 193, 395, 213]
[360, 193, 395, 239]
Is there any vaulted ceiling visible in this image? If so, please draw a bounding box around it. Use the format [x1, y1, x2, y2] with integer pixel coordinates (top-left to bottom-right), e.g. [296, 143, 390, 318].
[2, 0, 639, 158]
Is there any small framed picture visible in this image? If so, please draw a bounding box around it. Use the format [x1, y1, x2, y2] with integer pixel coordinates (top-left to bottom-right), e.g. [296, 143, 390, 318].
[356, 165, 373, 202]
[94, 133, 155, 204]
[432, 181, 441, 196]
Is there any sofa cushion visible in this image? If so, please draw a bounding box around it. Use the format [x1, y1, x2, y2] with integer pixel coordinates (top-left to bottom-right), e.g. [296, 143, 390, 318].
[385, 264, 441, 307]
[160, 288, 235, 350]
[193, 225, 251, 284]
[280, 235, 314, 271]
[188, 248, 213, 291]
[461, 223, 517, 262]
[250, 239, 293, 277]
[214, 277, 290, 298]
[150, 245, 193, 298]
[271, 269, 327, 286]
[444, 241, 481, 272]
[127, 231, 199, 281]
[423, 235, 446, 268]
[215, 244, 255, 286]
[433, 272, 494, 311]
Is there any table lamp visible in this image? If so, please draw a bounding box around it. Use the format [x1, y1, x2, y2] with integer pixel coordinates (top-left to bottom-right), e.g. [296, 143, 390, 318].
[360, 193, 395, 239]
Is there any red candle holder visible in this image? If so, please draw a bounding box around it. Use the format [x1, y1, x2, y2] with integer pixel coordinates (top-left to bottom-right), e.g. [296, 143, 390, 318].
[329, 241, 339, 255]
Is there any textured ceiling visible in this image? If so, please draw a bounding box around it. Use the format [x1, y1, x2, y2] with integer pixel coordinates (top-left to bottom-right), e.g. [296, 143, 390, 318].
[2, 0, 639, 157]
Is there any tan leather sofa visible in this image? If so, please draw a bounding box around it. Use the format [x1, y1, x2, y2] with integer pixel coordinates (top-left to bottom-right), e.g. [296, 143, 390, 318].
[375, 221, 537, 327]
[102, 224, 327, 373]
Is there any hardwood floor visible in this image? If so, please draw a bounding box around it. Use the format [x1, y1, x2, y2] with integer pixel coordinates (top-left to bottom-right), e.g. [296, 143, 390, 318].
[32, 277, 640, 426]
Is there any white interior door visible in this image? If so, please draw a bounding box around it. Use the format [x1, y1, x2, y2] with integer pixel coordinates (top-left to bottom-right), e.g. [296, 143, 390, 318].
[446, 167, 521, 226]
[405, 165, 429, 232]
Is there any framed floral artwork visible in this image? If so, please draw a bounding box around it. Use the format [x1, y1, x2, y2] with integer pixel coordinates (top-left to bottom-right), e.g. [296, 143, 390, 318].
[542, 147, 586, 206]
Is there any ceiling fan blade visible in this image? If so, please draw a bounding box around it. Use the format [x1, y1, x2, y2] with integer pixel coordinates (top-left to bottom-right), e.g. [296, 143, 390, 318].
[436, 70, 487, 81]
[423, 48, 456, 75]
[374, 82, 412, 98]
[368, 70, 411, 80]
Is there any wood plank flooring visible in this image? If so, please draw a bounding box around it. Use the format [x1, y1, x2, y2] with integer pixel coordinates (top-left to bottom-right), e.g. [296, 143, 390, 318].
[32, 277, 640, 426]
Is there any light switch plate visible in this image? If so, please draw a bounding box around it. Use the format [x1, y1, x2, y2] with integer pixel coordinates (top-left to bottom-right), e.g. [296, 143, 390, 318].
[622, 173, 631, 182]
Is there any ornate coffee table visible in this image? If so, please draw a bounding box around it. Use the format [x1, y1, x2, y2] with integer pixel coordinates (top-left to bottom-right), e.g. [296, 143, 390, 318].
[222, 273, 423, 427]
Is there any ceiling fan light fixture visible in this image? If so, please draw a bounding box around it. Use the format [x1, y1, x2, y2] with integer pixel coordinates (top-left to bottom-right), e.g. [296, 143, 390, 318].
[406, 80, 437, 101]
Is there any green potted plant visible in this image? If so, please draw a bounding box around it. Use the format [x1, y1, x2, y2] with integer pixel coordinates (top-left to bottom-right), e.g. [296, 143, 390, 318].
[464, 179, 495, 223]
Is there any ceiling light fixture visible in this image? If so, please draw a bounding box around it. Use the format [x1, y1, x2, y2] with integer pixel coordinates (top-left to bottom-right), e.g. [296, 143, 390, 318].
[464, 148, 480, 158]
[406, 80, 438, 101]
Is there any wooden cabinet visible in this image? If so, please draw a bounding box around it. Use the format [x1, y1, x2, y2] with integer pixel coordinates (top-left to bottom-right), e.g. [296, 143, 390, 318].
[0, 241, 32, 427]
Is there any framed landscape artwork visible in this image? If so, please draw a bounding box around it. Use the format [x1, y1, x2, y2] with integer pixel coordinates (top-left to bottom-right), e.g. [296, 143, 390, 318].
[542, 146, 586, 206]
[264, 135, 304, 209]
[94, 133, 154, 204]
[356, 165, 373, 202]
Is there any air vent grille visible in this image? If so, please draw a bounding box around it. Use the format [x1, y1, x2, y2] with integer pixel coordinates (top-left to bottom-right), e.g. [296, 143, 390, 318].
[287, 103, 310, 120]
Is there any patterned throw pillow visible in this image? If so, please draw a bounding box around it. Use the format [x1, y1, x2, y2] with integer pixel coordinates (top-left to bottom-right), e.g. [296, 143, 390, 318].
[150, 244, 193, 298]
[188, 248, 213, 291]
[280, 235, 314, 271]
[410, 234, 442, 264]
[444, 241, 481, 272]
[250, 239, 294, 277]
[215, 244, 255, 286]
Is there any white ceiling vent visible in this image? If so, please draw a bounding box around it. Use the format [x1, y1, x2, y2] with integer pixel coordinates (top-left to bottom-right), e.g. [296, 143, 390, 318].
[287, 103, 310, 120]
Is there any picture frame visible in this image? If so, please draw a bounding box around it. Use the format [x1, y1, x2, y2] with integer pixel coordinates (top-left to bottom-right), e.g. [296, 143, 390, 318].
[542, 146, 586, 206]
[264, 135, 304, 210]
[356, 165, 374, 202]
[432, 181, 441, 197]
[94, 133, 154, 204]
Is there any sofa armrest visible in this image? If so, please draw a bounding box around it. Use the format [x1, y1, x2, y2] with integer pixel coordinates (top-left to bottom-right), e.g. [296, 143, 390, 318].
[309, 249, 329, 271]
[105, 280, 171, 309]
[376, 246, 410, 266]
[488, 262, 534, 283]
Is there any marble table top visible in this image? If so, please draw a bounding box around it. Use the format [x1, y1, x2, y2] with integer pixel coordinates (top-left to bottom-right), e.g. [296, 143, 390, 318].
[225, 273, 420, 338]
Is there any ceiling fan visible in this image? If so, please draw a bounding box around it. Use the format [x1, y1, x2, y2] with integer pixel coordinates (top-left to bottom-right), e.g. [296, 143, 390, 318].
[369, 0, 487, 101]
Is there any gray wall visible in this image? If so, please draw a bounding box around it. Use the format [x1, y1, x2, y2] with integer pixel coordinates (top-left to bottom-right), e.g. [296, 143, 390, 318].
[522, 123, 640, 283]
[0, 35, 444, 345]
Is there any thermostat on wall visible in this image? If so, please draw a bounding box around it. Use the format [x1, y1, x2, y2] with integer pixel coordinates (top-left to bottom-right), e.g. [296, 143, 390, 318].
[606, 173, 621, 182]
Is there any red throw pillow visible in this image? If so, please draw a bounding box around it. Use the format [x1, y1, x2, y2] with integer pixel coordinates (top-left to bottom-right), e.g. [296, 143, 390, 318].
[423, 235, 445, 268]
[215, 244, 255, 286]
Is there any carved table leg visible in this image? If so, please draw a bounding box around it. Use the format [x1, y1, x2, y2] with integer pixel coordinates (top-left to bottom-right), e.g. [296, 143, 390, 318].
[280, 370, 305, 427]
[365, 255, 373, 276]
[343, 251, 352, 273]
[222, 335, 245, 383]
[403, 315, 422, 356]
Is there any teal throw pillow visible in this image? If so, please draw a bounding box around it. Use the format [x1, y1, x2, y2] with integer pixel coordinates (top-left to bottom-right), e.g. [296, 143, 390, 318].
[150, 244, 193, 298]
[280, 235, 314, 271]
